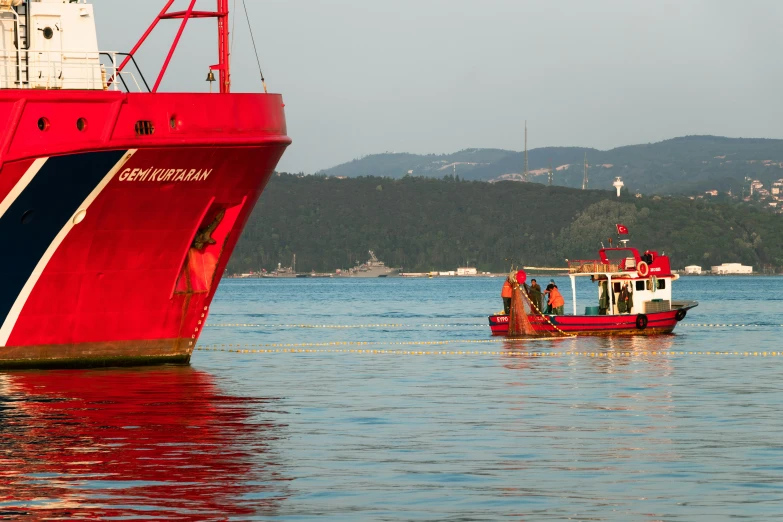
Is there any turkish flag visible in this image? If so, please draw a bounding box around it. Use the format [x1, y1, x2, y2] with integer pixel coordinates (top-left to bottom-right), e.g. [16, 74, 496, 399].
[616, 224, 629, 235]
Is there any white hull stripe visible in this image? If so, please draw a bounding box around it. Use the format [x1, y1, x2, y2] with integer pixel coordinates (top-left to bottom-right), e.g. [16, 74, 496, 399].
[0, 158, 48, 220]
[0, 150, 138, 347]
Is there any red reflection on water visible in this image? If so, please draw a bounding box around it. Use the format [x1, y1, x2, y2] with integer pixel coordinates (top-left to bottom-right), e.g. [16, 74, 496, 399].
[0, 367, 287, 520]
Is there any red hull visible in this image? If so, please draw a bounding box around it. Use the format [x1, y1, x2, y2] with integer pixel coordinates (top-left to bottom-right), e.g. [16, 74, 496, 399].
[0, 91, 289, 367]
[488, 309, 687, 337]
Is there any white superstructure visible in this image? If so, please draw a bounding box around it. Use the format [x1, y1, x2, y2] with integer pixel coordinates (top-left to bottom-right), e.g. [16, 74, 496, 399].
[0, 0, 120, 90]
[711, 263, 752, 275]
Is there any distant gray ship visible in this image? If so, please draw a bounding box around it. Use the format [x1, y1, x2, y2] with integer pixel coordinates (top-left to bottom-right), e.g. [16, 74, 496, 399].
[344, 251, 400, 278]
[264, 254, 309, 278]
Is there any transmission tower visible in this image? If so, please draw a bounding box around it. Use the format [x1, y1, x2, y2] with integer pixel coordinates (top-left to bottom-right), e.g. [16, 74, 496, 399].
[548, 161, 553, 186]
[582, 153, 588, 190]
[523, 121, 528, 182]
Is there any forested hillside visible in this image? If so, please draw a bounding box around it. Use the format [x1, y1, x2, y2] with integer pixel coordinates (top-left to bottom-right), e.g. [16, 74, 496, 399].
[228, 174, 783, 274]
[316, 136, 783, 196]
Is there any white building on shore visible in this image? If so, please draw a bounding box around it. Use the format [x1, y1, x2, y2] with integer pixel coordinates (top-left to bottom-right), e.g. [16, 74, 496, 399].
[457, 267, 478, 276]
[711, 263, 753, 275]
[684, 265, 702, 275]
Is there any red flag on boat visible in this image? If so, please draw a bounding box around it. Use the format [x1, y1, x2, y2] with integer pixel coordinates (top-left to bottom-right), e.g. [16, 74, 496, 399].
[616, 224, 629, 235]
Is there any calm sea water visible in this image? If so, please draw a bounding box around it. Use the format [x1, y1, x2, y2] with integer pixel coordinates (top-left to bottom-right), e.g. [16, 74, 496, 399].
[2, 276, 783, 521]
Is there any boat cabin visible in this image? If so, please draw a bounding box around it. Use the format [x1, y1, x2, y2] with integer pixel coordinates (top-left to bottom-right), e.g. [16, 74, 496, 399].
[0, 0, 127, 91]
[567, 246, 677, 316]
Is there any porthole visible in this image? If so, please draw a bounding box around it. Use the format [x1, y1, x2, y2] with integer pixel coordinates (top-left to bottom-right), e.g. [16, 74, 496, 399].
[169, 115, 177, 129]
[37, 117, 49, 131]
[76, 118, 87, 132]
[21, 209, 34, 225]
[42, 27, 54, 40]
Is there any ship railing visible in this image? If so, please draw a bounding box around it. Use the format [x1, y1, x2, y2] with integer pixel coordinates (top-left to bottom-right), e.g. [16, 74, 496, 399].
[568, 259, 621, 274]
[0, 49, 147, 92]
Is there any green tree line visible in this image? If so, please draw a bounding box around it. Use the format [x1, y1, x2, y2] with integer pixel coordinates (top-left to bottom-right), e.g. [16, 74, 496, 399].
[228, 174, 783, 274]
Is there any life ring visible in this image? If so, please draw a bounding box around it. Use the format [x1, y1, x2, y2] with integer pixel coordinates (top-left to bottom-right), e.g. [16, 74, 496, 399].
[675, 309, 687, 322]
[637, 261, 650, 277]
[650, 275, 658, 293]
[636, 314, 648, 330]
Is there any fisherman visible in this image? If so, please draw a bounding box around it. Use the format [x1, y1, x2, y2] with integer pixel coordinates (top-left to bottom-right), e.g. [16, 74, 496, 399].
[546, 282, 565, 315]
[618, 282, 633, 314]
[528, 278, 543, 312]
[599, 280, 610, 315]
[501, 278, 513, 314]
[544, 279, 558, 313]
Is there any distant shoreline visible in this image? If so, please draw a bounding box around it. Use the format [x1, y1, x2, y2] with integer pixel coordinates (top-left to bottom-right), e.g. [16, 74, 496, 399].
[228, 272, 779, 279]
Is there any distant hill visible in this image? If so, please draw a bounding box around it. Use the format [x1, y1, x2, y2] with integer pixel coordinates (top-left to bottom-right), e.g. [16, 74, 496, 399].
[317, 136, 783, 196]
[229, 173, 783, 274]
[317, 148, 514, 179]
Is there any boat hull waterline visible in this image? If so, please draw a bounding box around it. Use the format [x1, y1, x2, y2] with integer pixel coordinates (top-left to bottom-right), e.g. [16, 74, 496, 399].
[488, 306, 695, 337]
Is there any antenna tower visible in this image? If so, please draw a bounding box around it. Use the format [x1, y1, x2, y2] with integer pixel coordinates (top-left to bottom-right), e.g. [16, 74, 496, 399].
[548, 161, 553, 186]
[523, 121, 529, 182]
[582, 153, 588, 190]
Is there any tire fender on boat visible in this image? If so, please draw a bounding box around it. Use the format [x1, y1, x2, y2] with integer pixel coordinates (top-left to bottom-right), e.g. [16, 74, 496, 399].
[636, 314, 648, 330]
[675, 309, 687, 322]
[637, 261, 650, 277]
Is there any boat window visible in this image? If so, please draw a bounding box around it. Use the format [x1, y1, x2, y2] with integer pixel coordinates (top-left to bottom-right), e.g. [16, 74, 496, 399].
[613, 282, 622, 293]
[657, 278, 666, 290]
[646, 279, 652, 291]
[636, 281, 645, 291]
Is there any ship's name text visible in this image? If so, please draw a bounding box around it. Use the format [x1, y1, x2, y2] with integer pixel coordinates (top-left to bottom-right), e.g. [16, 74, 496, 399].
[118, 167, 213, 182]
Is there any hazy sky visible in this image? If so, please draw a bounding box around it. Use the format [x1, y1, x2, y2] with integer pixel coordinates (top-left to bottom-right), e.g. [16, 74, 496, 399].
[92, 0, 783, 173]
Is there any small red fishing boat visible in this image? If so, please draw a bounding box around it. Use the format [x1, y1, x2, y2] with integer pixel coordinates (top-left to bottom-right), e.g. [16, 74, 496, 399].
[489, 232, 698, 337]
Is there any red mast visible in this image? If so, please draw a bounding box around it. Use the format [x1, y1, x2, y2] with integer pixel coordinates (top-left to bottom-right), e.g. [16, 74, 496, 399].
[116, 0, 231, 93]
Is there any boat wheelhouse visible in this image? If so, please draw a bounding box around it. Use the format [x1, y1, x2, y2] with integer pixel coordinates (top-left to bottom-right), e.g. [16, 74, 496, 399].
[489, 242, 698, 336]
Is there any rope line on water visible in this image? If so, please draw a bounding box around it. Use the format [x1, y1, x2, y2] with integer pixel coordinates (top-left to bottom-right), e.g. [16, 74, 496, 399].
[198, 339, 512, 349]
[680, 323, 772, 328]
[205, 323, 485, 329]
[194, 346, 782, 358]
[205, 322, 783, 330]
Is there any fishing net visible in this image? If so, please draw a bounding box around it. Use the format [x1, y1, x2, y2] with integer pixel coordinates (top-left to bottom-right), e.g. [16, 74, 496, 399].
[507, 280, 536, 337]
[506, 272, 572, 338]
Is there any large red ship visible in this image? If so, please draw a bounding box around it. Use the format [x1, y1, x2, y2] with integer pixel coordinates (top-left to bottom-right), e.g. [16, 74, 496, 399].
[0, 0, 289, 367]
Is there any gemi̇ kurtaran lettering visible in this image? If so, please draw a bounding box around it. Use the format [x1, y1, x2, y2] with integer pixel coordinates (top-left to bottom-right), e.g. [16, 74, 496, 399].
[117, 168, 213, 182]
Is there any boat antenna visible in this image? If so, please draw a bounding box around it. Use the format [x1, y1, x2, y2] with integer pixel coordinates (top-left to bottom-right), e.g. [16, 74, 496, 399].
[523, 121, 529, 182]
[241, 0, 267, 93]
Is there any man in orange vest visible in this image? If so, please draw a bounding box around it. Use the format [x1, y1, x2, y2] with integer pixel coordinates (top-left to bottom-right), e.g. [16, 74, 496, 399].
[501, 279, 513, 314]
[545, 282, 565, 315]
